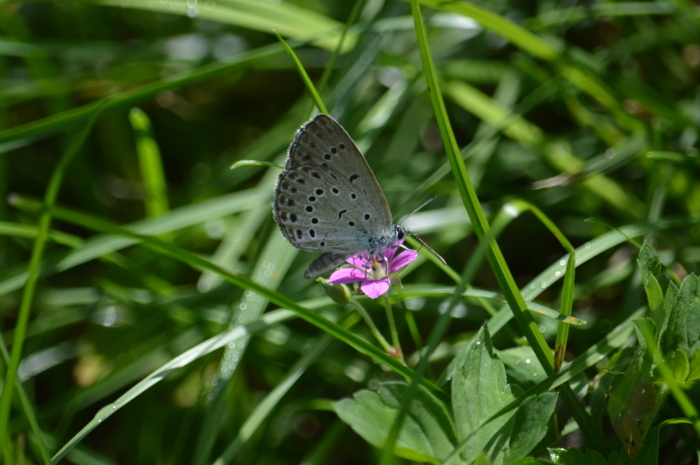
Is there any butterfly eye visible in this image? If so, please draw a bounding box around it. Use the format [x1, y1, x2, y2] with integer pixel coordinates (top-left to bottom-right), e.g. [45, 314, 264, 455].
[397, 230, 405, 240]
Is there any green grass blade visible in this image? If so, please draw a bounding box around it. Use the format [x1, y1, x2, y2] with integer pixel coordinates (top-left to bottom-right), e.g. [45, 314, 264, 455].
[0, 335, 51, 464]
[275, 32, 328, 115]
[0, 111, 100, 458]
[129, 108, 170, 219]
[409, 0, 552, 374]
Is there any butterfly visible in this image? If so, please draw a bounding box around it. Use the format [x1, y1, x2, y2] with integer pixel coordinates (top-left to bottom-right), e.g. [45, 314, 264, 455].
[273, 114, 407, 278]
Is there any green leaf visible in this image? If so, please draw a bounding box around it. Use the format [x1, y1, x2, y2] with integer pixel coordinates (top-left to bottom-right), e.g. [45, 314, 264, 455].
[452, 326, 557, 464]
[664, 349, 690, 384]
[333, 382, 457, 464]
[510, 457, 556, 465]
[503, 392, 558, 464]
[629, 423, 660, 465]
[452, 326, 519, 463]
[637, 243, 664, 313]
[687, 349, 700, 382]
[658, 279, 679, 348]
[497, 347, 547, 390]
[549, 447, 610, 464]
[663, 274, 700, 356]
[608, 367, 657, 459]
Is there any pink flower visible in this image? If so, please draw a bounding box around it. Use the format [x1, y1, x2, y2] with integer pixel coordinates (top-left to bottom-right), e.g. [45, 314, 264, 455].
[328, 243, 418, 299]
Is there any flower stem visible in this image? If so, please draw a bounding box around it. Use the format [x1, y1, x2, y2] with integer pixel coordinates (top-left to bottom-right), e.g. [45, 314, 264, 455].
[384, 295, 404, 363]
[349, 300, 393, 355]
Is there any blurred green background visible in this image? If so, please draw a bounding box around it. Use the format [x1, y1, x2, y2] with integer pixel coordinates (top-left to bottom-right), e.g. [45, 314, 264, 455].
[1, 0, 699, 463]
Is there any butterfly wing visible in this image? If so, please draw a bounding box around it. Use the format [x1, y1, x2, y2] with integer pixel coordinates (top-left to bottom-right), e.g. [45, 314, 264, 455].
[286, 114, 393, 232]
[274, 164, 385, 254]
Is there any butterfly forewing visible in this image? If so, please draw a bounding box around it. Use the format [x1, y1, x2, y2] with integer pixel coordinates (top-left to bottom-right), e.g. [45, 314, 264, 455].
[274, 164, 388, 253]
[287, 115, 393, 232]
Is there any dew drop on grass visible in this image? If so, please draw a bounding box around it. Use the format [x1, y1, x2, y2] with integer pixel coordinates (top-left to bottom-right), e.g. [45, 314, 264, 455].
[526, 359, 531, 363]
[560, 260, 566, 266]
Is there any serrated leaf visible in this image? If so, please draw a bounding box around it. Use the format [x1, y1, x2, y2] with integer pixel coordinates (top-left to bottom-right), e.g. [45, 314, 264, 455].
[663, 274, 700, 356]
[333, 382, 457, 463]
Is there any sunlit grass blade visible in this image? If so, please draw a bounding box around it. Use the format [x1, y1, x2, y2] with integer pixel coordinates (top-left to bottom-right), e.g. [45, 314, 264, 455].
[275, 32, 328, 115]
[94, 0, 352, 52]
[230, 160, 284, 170]
[129, 108, 170, 220]
[528, 3, 678, 29]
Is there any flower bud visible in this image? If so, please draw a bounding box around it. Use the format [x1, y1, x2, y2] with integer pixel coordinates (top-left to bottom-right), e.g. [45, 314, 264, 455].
[317, 277, 352, 305]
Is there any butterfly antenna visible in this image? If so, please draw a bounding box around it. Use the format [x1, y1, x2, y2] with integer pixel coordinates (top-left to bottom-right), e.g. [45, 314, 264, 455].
[412, 233, 446, 265]
[399, 196, 438, 226]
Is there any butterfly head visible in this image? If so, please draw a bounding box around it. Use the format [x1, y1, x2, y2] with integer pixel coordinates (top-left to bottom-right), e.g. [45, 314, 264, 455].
[393, 225, 409, 247]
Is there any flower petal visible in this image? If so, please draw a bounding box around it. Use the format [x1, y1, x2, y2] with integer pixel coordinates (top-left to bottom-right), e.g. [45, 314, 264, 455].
[346, 254, 369, 268]
[390, 249, 418, 273]
[329, 267, 366, 284]
[360, 278, 391, 299]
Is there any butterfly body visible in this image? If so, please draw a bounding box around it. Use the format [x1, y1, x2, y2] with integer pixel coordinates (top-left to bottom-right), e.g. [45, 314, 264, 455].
[273, 114, 405, 278]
